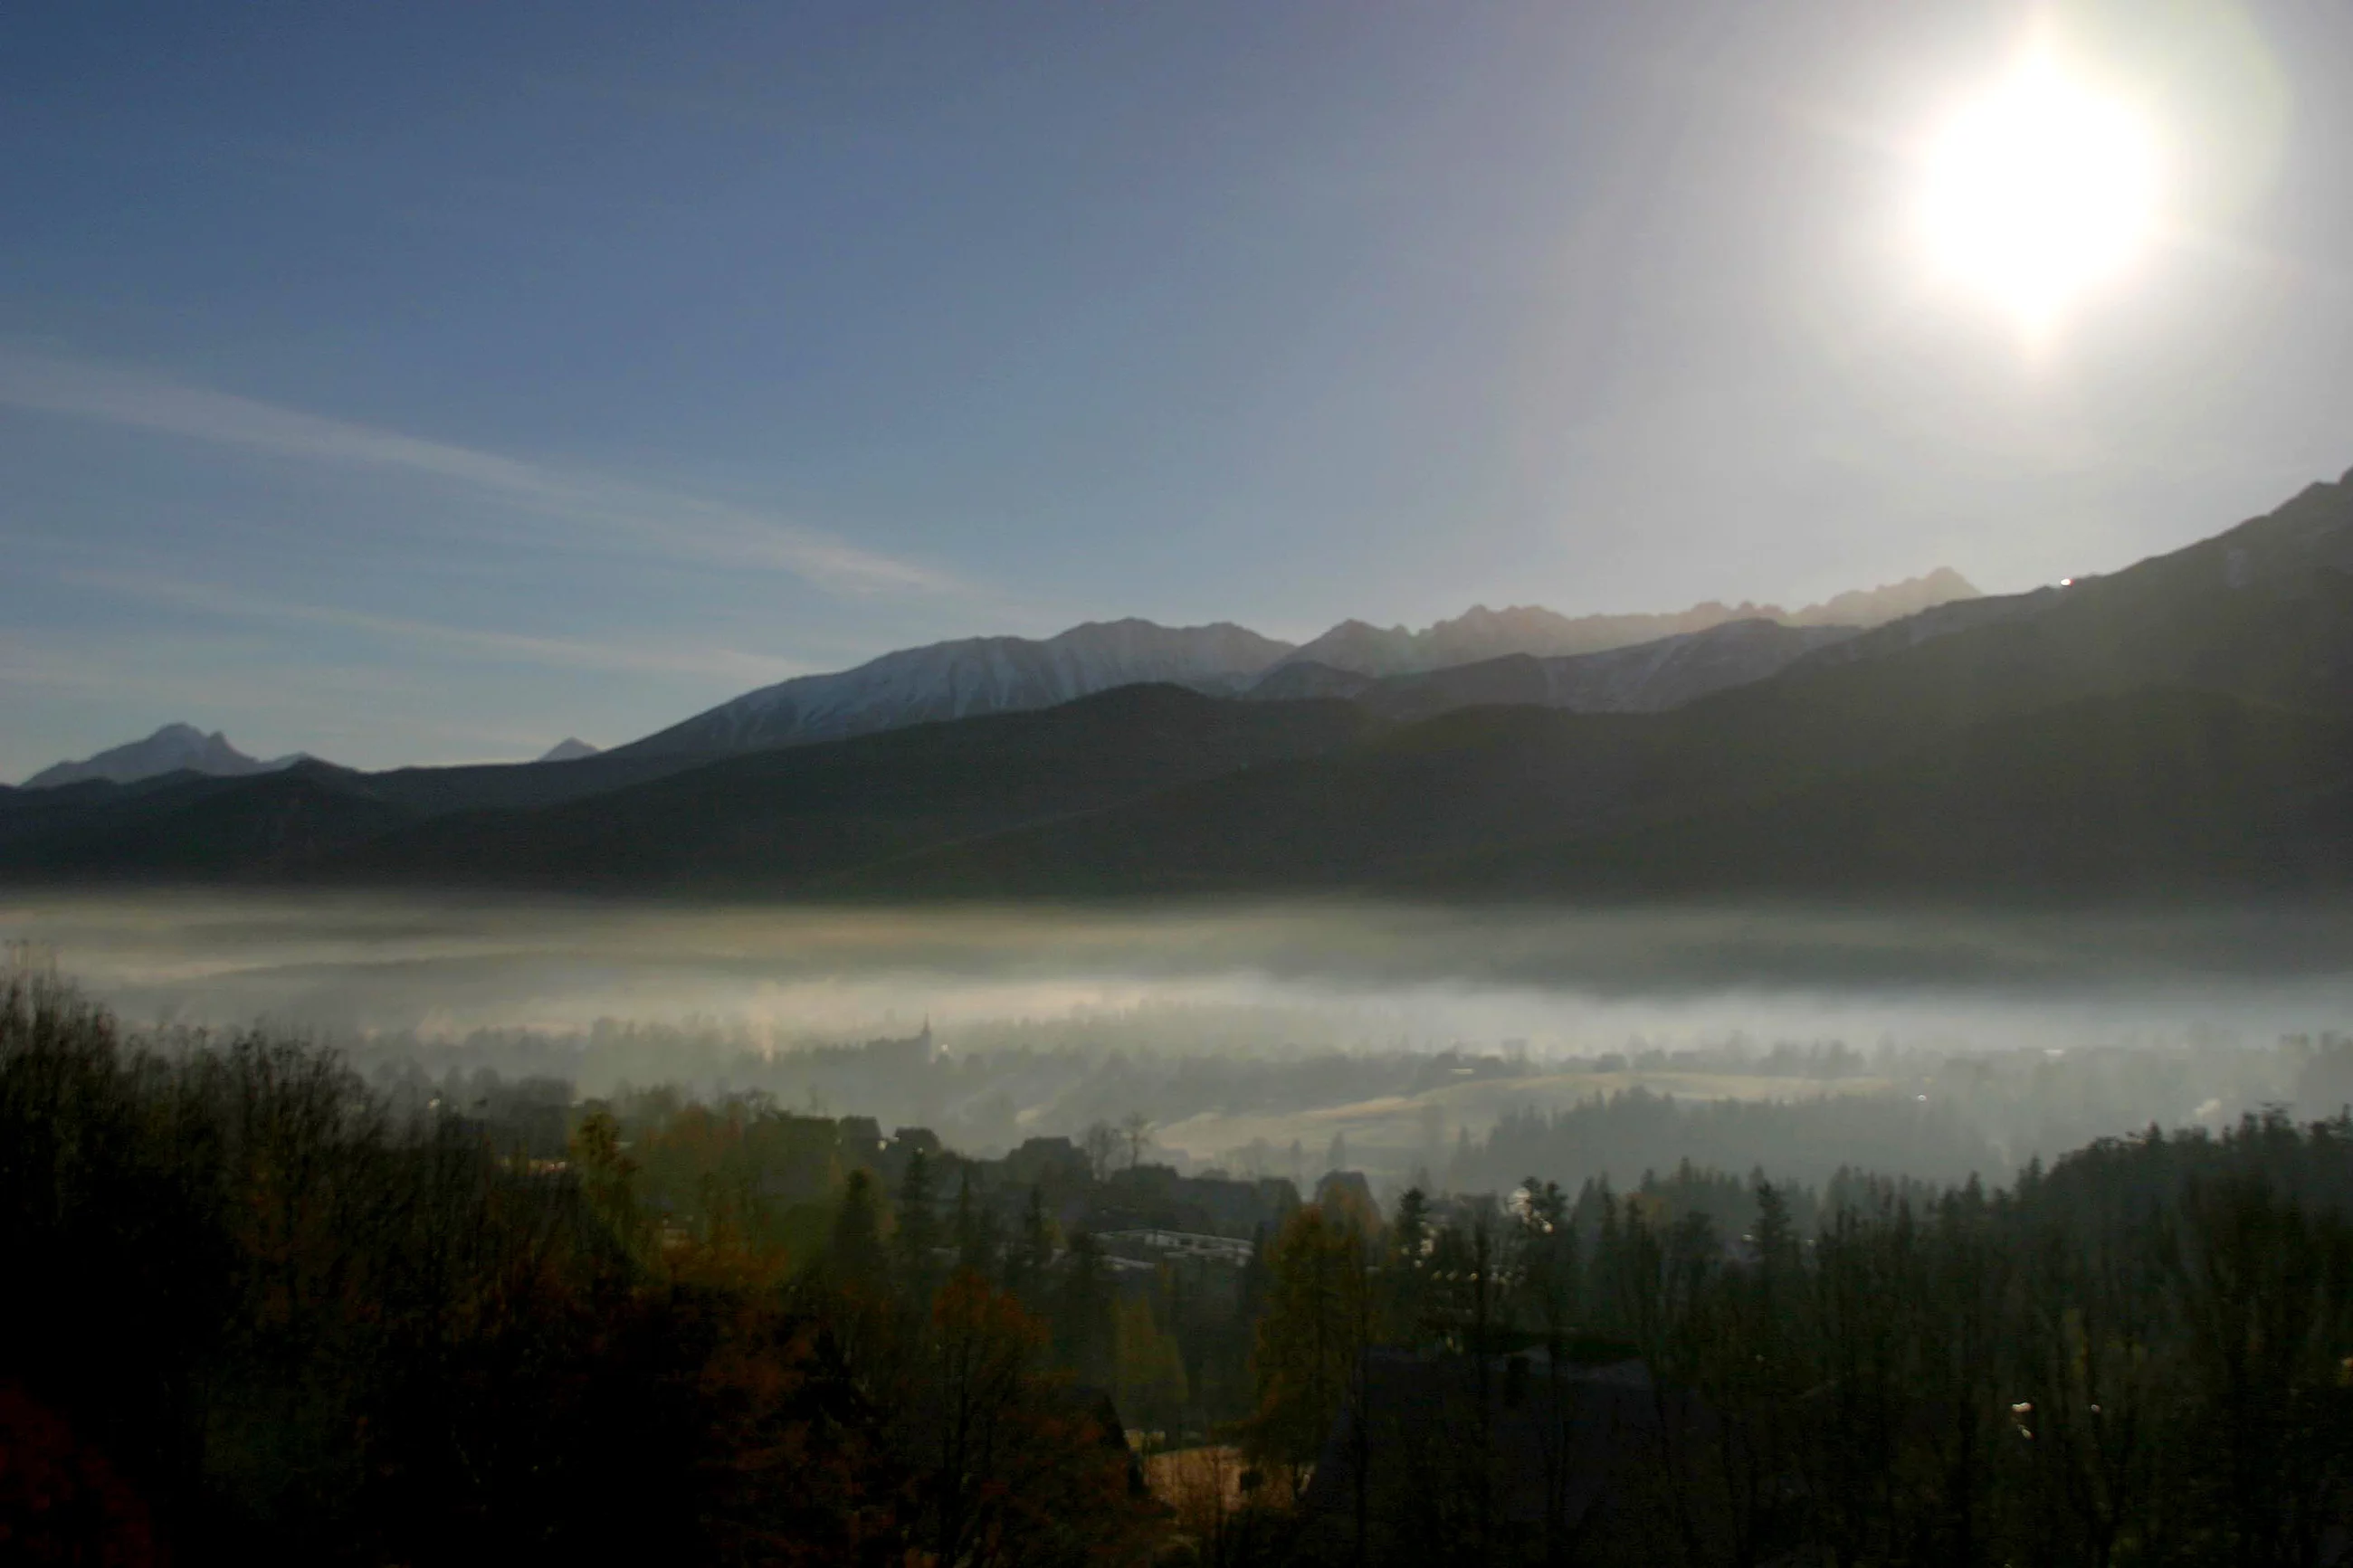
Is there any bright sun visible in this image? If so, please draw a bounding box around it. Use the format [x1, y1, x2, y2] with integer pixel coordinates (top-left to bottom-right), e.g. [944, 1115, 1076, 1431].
[1919, 45, 2160, 337]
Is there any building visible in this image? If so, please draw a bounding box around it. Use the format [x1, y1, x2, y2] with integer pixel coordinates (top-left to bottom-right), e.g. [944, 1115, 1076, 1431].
[1096, 1228, 1257, 1268]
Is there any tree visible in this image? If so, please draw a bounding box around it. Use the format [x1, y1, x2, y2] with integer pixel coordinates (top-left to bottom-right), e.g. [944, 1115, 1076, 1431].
[570, 1105, 642, 1252]
[892, 1147, 940, 1297]
[1386, 1186, 1432, 1341]
[1112, 1293, 1189, 1441]
[1120, 1111, 1153, 1171]
[1246, 1202, 1373, 1497]
[2169, 1175, 2353, 1567]
[910, 1271, 1046, 1565]
[1053, 1231, 1115, 1390]
[1005, 1185, 1056, 1306]
[950, 1170, 1000, 1282]
[900, 1271, 1157, 1568]
[1515, 1177, 1586, 1562]
[828, 1168, 887, 1292]
[1081, 1121, 1119, 1183]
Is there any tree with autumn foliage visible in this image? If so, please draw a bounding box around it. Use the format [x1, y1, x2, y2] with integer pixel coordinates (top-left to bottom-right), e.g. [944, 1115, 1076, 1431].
[1243, 1201, 1375, 1497]
[891, 1269, 1157, 1568]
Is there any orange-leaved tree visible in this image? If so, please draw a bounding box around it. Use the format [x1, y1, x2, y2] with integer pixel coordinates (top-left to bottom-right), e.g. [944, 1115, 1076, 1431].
[900, 1269, 1161, 1567]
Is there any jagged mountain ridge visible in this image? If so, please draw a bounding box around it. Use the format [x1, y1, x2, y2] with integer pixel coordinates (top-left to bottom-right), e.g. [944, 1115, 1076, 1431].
[1274, 569, 1978, 677]
[1246, 618, 1862, 719]
[615, 571, 1978, 757]
[23, 724, 308, 790]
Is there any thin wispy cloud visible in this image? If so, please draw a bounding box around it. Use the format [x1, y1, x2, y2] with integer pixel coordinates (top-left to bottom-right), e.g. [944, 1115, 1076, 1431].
[62, 569, 804, 685]
[0, 347, 961, 596]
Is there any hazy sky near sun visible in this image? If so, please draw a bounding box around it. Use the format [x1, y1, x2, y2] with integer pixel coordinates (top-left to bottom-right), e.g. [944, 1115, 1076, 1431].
[5, 1, 2351, 775]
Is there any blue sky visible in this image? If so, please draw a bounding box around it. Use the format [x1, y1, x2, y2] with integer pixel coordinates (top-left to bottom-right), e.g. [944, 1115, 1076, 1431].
[5, 2, 2351, 776]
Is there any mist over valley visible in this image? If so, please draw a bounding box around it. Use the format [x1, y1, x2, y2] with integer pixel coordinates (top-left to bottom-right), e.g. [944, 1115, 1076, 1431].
[13, 890, 2351, 1201]
[14, 8, 2353, 1559]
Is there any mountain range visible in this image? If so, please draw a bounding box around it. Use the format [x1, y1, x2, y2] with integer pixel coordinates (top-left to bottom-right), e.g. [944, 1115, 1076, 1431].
[6, 472, 2350, 899]
[606, 569, 1977, 761]
[1269, 568, 1979, 678]
[1244, 618, 1862, 720]
[20, 571, 1977, 786]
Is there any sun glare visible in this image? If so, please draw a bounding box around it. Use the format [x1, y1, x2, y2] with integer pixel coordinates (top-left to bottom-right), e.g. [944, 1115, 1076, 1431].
[1919, 44, 2160, 340]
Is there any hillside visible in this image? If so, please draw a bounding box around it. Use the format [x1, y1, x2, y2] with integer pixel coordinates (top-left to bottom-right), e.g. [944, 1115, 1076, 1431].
[1479, 688, 2353, 897]
[0, 751, 710, 879]
[322, 685, 1382, 891]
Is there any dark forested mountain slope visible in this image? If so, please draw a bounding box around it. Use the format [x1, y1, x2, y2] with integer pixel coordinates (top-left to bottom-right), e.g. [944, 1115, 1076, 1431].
[334, 750, 707, 816]
[831, 706, 1693, 896]
[321, 685, 1383, 890]
[0, 688, 1380, 888]
[1460, 688, 2353, 898]
[841, 687, 2353, 899]
[0, 751, 712, 879]
[1747, 468, 2353, 732]
[0, 765, 418, 877]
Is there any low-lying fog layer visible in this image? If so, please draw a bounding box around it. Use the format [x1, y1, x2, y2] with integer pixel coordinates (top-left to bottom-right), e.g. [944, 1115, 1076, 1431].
[7, 892, 2352, 1192]
[9, 890, 2353, 1039]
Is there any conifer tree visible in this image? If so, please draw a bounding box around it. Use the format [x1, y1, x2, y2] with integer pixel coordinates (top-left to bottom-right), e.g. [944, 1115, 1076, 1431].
[891, 1147, 939, 1295]
[829, 1168, 887, 1291]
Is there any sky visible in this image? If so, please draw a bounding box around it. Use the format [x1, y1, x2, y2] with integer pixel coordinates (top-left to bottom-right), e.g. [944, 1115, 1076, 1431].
[5, 1, 2351, 777]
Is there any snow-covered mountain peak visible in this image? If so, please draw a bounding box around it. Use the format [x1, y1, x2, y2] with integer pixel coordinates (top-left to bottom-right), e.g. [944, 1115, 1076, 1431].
[616, 619, 1298, 757]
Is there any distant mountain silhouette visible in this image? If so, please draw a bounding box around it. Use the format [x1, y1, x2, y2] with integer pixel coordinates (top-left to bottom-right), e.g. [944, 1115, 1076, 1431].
[1271, 570, 1977, 678]
[536, 737, 601, 763]
[1245, 619, 1861, 720]
[23, 724, 308, 789]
